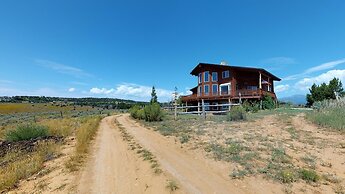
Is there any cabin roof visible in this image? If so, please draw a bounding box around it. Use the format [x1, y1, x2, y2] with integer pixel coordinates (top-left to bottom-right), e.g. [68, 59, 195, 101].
[190, 63, 281, 81]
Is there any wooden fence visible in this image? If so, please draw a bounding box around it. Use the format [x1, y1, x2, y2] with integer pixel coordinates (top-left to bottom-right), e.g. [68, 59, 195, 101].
[163, 99, 240, 120]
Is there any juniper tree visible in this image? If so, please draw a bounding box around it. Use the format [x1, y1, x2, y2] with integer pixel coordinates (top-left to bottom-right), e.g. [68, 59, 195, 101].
[150, 86, 158, 104]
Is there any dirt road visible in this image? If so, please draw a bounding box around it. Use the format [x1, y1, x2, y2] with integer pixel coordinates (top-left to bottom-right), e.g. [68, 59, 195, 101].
[77, 116, 171, 194]
[77, 114, 246, 194]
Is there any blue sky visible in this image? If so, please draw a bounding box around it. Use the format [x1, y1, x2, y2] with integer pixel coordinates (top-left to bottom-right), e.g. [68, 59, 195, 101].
[1, 0, 345, 102]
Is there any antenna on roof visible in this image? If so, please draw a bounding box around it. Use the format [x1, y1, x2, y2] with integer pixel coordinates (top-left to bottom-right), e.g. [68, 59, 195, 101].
[220, 61, 228, 66]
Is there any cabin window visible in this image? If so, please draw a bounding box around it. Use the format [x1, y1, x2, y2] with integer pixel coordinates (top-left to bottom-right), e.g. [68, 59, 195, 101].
[212, 84, 218, 95]
[198, 86, 202, 96]
[204, 71, 209, 82]
[204, 85, 209, 95]
[222, 70, 230, 78]
[198, 73, 202, 83]
[212, 72, 218, 82]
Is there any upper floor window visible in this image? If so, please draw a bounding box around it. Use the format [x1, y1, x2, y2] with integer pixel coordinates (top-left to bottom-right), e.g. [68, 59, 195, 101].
[204, 71, 210, 82]
[204, 85, 209, 95]
[198, 73, 202, 83]
[212, 72, 218, 82]
[222, 70, 230, 79]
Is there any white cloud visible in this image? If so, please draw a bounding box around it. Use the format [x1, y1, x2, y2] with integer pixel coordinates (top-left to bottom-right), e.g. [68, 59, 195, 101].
[283, 58, 345, 81]
[263, 57, 296, 65]
[275, 84, 290, 93]
[305, 58, 345, 74]
[68, 88, 76, 92]
[90, 87, 114, 94]
[89, 83, 174, 102]
[295, 69, 345, 91]
[35, 59, 93, 78]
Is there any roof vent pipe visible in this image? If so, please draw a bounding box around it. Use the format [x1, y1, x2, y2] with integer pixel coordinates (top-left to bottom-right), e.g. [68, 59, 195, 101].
[220, 61, 228, 66]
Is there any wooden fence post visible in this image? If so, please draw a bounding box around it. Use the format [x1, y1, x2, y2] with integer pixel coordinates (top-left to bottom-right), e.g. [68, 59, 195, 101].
[174, 102, 177, 121]
[202, 99, 206, 119]
[197, 101, 200, 115]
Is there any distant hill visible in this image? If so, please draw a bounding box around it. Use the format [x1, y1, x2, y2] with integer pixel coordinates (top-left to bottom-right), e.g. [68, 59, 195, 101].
[279, 94, 306, 105]
[0, 96, 147, 109]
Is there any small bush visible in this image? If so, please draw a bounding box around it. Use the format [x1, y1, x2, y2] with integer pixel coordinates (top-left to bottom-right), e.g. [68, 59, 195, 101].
[166, 180, 179, 192]
[278, 169, 298, 183]
[129, 103, 163, 122]
[179, 133, 190, 144]
[144, 103, 163, 122]
[242, 101, 260, 113]
[5, 124, 49, 142]
[227, 106, 246, 121]
[129, 105, 141, 119]
[262, 95, 275, 110]
[299, 169, 319, 182]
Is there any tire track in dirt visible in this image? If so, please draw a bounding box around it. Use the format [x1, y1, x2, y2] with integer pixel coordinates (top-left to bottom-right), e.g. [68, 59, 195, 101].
[77, 116, 175, 194]
[117, 114, 246, 194]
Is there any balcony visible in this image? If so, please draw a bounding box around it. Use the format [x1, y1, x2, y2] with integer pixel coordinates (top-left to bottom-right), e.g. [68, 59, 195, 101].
[181, 89, 276, 102]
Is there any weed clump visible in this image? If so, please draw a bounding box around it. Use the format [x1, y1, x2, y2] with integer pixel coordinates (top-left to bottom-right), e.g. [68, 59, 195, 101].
[299, 168, 319, 182]
[166, 180, 179, 192]
[5, 124, 49, 142]
[227, 106, 246, 121]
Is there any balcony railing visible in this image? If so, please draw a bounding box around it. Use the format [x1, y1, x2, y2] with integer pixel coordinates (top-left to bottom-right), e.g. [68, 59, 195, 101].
[181, 89, 276, 101]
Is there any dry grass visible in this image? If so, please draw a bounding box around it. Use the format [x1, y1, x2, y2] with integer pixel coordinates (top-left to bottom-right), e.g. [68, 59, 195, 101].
[0, 142, 60, 192]
[0, 103, 107, 192]
[0, 103, 91, 114]
[65, 116, 102, 171]
[40, 118, 77, 137]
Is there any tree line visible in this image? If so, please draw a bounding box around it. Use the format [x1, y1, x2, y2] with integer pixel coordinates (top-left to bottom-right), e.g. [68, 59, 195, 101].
[306, 77, 344, 106]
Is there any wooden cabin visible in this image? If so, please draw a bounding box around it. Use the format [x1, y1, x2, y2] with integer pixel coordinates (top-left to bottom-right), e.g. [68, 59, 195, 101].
[181, 63, 281, 109]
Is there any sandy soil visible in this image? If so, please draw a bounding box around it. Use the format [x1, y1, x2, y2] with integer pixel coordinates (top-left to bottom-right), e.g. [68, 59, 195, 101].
[77, 115, 181, 194]
[8, 137, 77, 194]
[116, 114, 249, 194]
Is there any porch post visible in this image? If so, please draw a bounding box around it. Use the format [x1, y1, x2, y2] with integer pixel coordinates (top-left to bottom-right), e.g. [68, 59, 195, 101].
[228, 98, 231, 111]
[201, 99, 206, 119]
[259, 72, 262, 89]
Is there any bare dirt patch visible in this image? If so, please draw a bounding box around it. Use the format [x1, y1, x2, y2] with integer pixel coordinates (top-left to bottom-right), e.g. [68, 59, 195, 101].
[77, 115, 181, 194]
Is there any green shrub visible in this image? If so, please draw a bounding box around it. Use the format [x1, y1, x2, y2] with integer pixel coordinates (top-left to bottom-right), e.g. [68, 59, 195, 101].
[262, 95, 275, 110]
[299, 169, 319, 182]
[278, 169, 298, 183]
[129, 105, 141, 119]
[179, 133, 190, 144]
[143, 103, 163, 122]
[5, 124, 49, 142]
[227, 106, 246, 121]
[130, 103, 163, 121]
[242, 101, 260, 113]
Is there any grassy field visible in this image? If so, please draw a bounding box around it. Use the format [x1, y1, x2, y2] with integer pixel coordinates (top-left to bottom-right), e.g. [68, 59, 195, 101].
[144, 107, 345, 193]
[306, 98, 345, 132]
[0, 103, 92, 114]
[0, 103, 109, 192]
